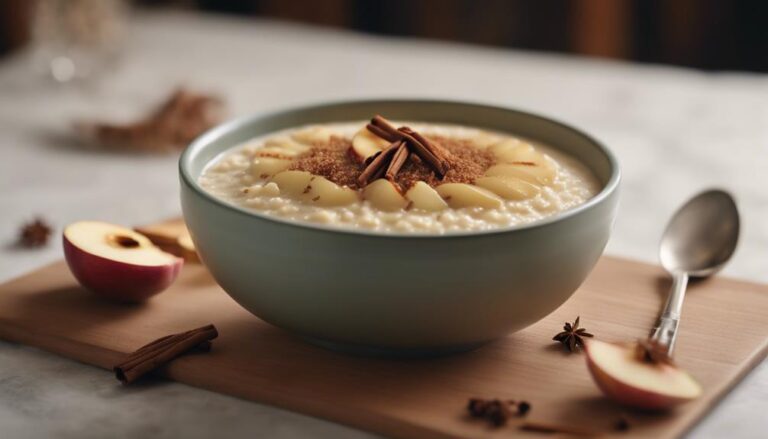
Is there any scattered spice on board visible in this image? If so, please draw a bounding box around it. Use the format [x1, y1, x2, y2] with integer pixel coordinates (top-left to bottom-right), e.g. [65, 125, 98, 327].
[466, 398, 531, 427]
[18, 218, 52, 247]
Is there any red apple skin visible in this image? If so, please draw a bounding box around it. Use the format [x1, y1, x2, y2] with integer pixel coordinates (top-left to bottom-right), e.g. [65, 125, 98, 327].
[63, 235, 183, 302]
[584, 341, 696, 410]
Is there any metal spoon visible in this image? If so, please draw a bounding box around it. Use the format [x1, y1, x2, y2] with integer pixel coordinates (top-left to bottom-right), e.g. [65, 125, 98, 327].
[651, 189, 740, 354]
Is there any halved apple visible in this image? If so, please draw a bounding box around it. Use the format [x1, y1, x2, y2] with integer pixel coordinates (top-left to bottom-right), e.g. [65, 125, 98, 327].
[435, 183, 503, 208]
[134, 218, 188, 247]
[350, 127, 390, 163]
[404, 182, 448, 211]
[363, 179, 408, 211]
[474, 176, 541, 200]
[584, 340, 702, 410]
[63, 221, 183, 302]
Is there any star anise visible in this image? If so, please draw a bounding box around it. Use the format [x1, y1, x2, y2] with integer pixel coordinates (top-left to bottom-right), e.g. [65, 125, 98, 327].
[552, 316, 593, 352]
[635, 338, 674, 365]
[18, 218, 52, 247]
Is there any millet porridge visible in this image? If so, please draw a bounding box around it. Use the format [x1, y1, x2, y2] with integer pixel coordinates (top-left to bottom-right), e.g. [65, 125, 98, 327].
[199, 116, 600, 234]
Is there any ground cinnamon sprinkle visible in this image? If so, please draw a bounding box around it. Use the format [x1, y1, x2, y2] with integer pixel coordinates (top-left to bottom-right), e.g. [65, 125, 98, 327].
[289, 136, 360, 188]
[290, 135, 495, 190]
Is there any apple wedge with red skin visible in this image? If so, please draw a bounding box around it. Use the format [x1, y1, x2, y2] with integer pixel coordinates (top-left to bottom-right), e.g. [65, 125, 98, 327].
[63, 221, 183, 302]
[584, 339, 702, 410]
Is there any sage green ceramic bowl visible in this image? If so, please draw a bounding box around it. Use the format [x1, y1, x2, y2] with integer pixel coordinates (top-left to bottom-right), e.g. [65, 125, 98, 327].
[180, 100, 620, 356]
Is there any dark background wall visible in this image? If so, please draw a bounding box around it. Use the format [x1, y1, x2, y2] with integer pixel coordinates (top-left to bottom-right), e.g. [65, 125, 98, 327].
[3, 0, 768, 72]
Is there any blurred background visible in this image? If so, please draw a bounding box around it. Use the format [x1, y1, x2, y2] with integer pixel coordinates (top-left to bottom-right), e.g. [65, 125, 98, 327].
[2, 0, 767, 74]
[1, 3, 767, 438]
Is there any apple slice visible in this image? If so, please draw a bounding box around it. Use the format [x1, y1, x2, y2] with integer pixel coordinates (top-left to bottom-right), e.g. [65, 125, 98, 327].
[271, 170, 314, 197]
[488, 139, 535, 162]
[305, 177, 358, 207]
[469, 132, 503, 149]
[435, 183, 503, 208]
[510, 148, 558, 168]
[404, 182, 448, 211]
[584, 340, 702, 410]
[291, 126, 335, 145]
[250, 156, 292, 179]
[474, 176, 541, 200]
[63, 221, 183, 302]
[350, 127, 390, 163]
[363, 179, 408, 211]
[263, 137, 310, 153]
[484, 161, 555, 186]
[254, 147, 300, 158]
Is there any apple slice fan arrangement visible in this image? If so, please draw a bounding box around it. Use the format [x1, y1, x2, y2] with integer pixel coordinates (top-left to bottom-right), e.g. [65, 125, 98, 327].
[6, 111, 760, 439]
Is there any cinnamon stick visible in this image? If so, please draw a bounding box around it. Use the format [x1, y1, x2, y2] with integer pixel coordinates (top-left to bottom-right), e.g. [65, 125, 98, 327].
[364, 149, 382, 166]
[385, 141, 409, 180]
[366, 123, 400, 143]
[409, 129, 451, 168]
[358, 114, 454, 185]
[397, 127, 447, 176]
[114, 324, 218, 384]
[370, 115, 402, 140]
[358, 141, 401, 186]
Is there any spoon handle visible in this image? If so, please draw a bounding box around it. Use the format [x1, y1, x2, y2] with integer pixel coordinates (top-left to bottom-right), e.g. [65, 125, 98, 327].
[650, 271, 689, 354]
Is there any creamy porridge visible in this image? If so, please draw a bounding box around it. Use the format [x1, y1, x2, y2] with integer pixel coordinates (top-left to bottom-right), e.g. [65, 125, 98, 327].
[199, 116, 600, 234]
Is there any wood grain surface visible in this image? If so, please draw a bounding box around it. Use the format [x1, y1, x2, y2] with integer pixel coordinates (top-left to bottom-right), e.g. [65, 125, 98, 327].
[0, 254, 766, 439]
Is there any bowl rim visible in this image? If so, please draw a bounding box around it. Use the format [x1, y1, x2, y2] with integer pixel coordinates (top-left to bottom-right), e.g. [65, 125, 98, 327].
[180, 99, 620, 239]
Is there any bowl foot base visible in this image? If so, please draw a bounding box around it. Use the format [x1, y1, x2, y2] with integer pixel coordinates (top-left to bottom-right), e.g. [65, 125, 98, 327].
[300, 335, 489, 358]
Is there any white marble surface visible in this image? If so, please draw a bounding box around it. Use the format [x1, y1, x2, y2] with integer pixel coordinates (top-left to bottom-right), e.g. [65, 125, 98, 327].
[1, 10, 767, 439]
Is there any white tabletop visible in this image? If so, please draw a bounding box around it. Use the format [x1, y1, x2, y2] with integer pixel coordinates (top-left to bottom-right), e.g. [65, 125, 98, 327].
[1, 10, 766, 439]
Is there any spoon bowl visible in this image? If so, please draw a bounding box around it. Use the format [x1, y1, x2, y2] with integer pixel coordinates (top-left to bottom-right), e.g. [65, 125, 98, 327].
[660, 189, 740, 277]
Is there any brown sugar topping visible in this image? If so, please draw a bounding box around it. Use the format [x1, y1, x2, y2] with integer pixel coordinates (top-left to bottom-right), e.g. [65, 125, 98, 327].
[289, 134, 495, 191]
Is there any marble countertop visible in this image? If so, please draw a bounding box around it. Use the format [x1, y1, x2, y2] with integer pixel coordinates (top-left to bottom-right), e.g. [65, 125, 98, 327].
[1, 10, 766, 439]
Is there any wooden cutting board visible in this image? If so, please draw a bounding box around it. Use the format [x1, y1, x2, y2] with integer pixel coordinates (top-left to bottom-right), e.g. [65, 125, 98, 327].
[1, 241, 767, 438]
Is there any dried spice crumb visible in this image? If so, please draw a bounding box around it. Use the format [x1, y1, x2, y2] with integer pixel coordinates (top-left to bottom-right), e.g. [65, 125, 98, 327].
[466, 398, 530, 427]
[18, 218, 52, 247]
[614, 415, 631, 432]
[290, 135, 495, 191]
